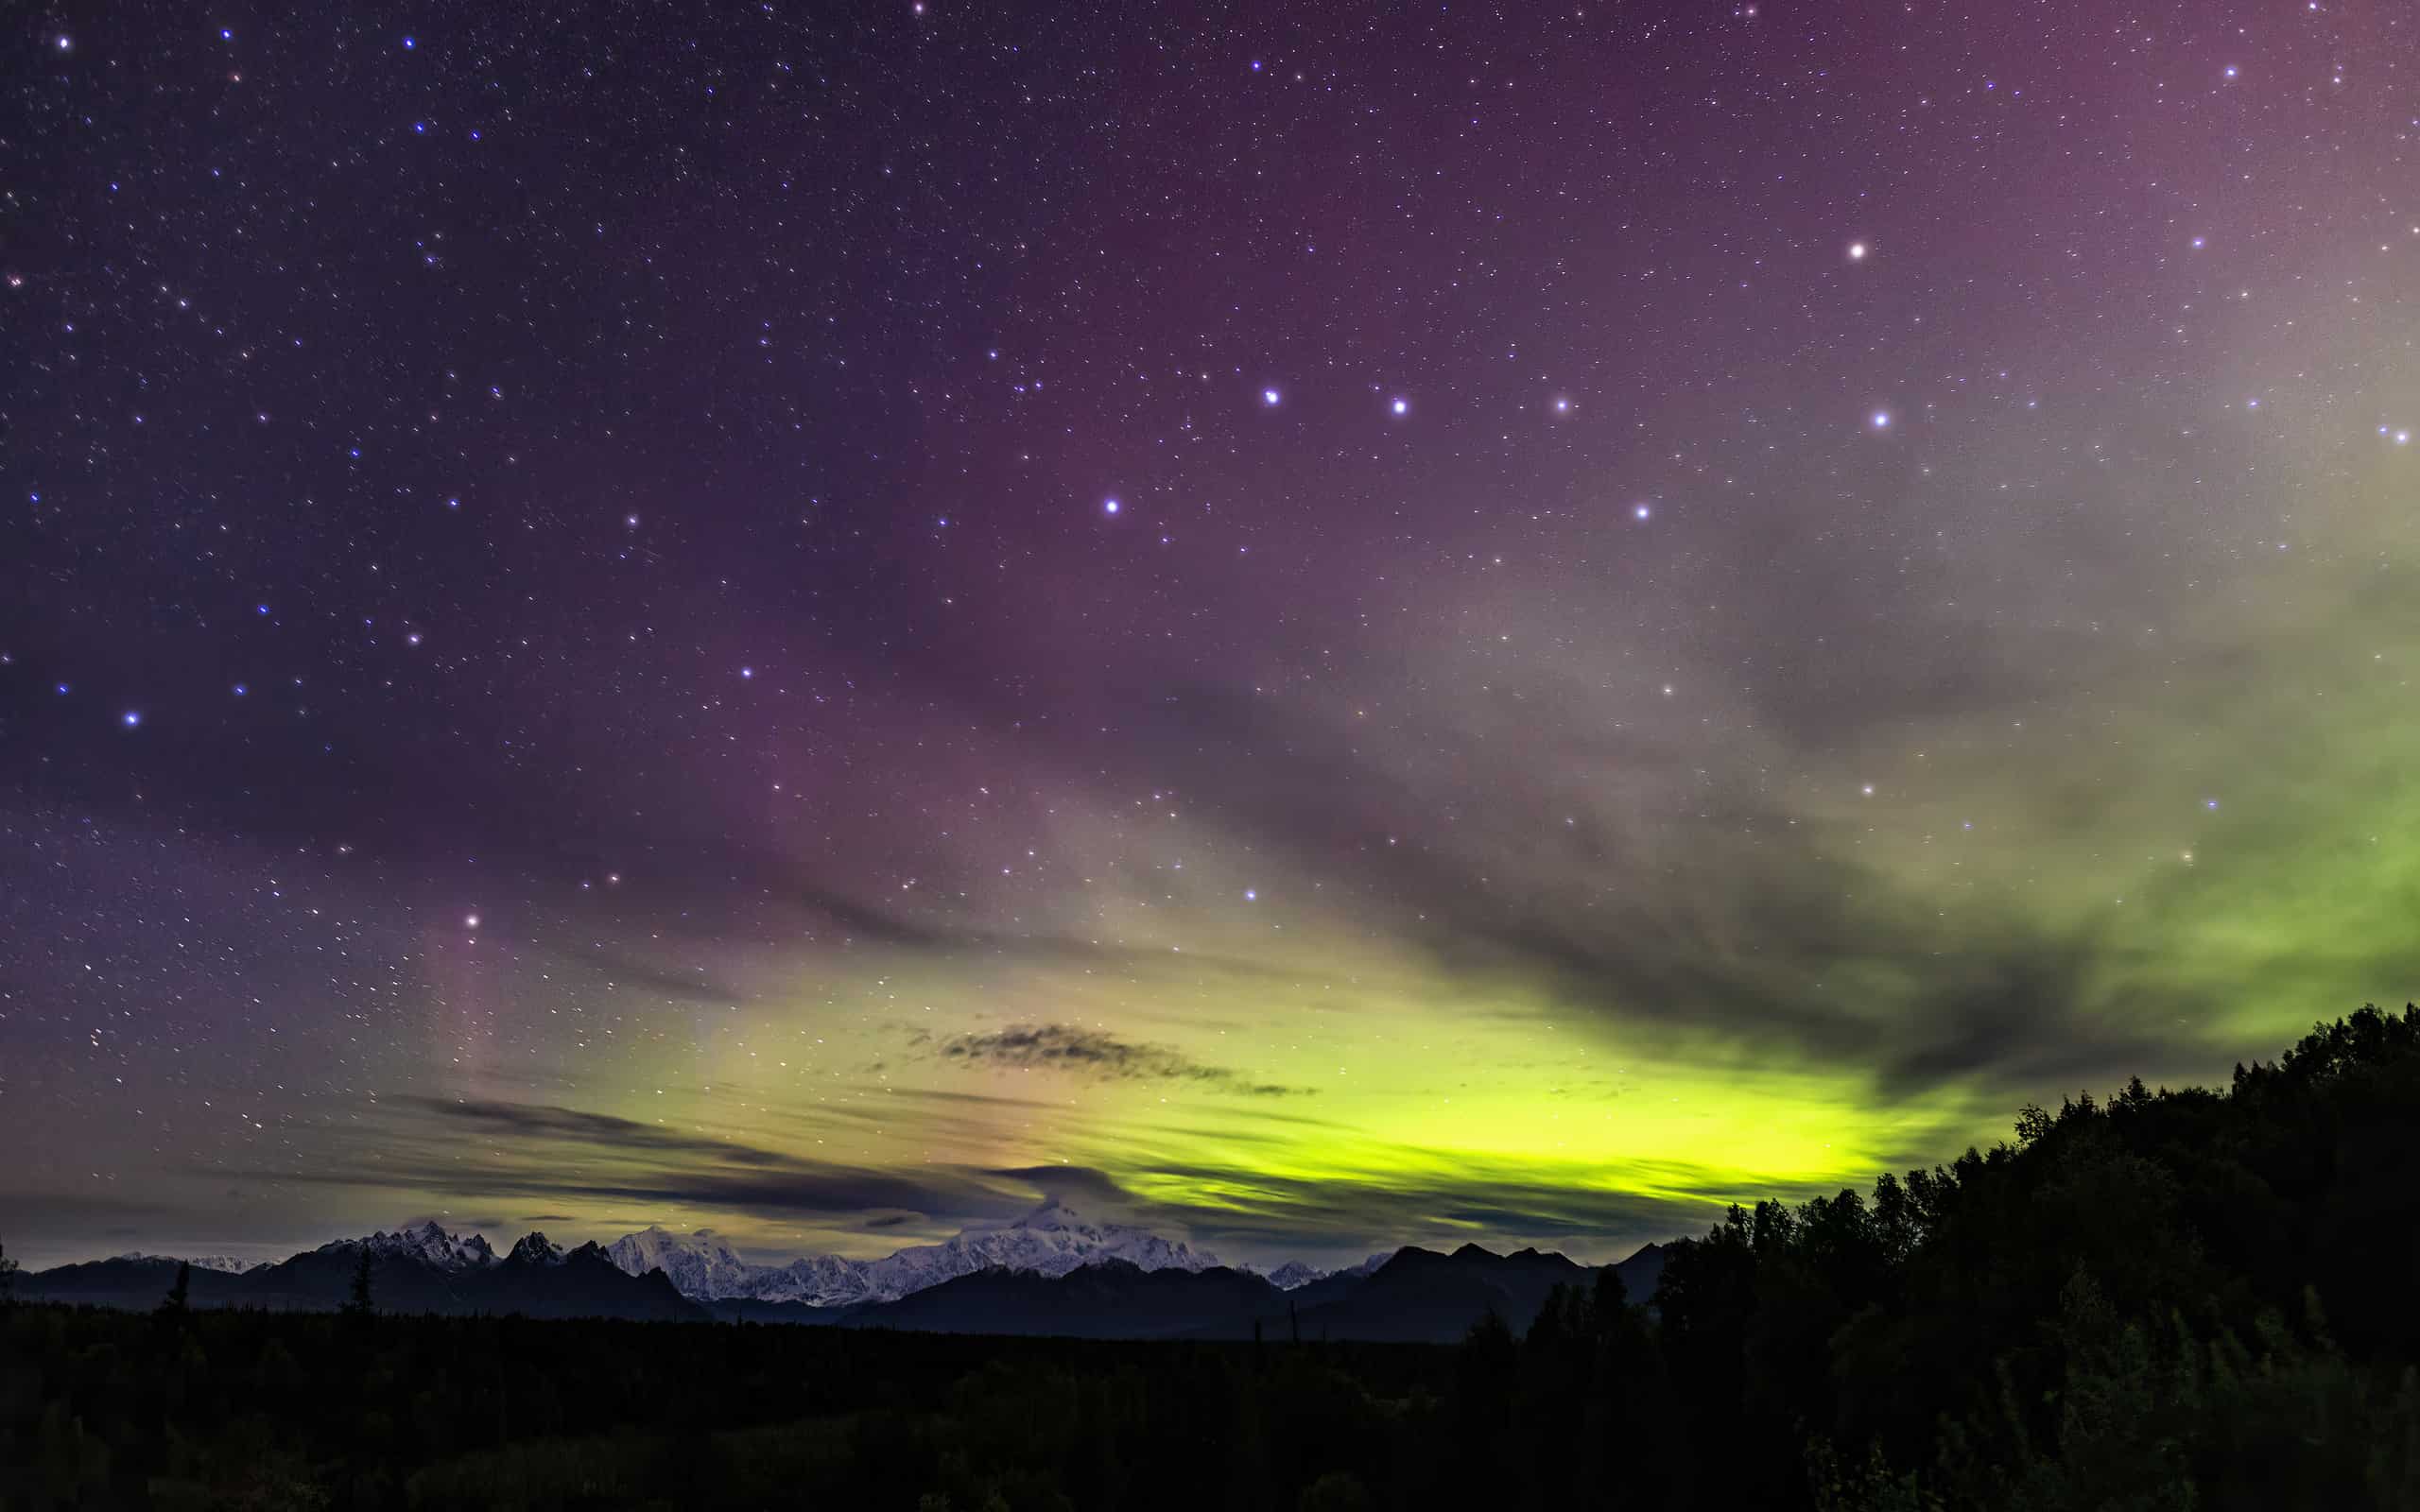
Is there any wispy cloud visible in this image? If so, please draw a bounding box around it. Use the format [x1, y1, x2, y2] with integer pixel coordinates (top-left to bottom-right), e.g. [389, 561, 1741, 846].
[925, 1023, 1311, 1096]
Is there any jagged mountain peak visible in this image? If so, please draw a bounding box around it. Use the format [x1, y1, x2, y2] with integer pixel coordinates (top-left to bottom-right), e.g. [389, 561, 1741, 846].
[319, 1220, 497, 1271]
[505, 1231, 566, 1266]
[1008, 1194, 1098, 1230]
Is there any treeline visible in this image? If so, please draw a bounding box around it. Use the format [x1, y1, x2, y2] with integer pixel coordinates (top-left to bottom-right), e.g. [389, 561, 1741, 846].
[1511, 1003, 2420, 1509]
[6, 1006, 2419, 1509]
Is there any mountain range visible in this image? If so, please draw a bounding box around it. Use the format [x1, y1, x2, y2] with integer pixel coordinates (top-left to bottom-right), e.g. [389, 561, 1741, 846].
[23, 1222, 703, 1321]
[600, 1196, 1230, 1306]
[16, 1206, 1668, 1345]
[787, 1240, 1665, 1344]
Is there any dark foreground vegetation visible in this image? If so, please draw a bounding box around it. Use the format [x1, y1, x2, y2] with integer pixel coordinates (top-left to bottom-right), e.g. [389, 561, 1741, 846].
[7, 1006, 2419, 1510]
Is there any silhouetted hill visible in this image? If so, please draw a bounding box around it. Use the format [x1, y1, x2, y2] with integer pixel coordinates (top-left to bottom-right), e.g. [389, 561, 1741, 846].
[1614, 1240, 1665, 1301]
[806, 1241, 1655, 1344]
[838, 1259, 1285, 1338]
[1281, 1243, 1591, 1343]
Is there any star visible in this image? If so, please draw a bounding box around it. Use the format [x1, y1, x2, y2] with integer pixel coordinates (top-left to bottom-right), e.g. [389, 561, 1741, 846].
[464, 913, 480, 929]
[1634, 503, 1652, 520]
[1872, 411, 1892, 429]
[121, 711, 141, 728]
[1847, 241, 1867, 261]
[1103, 497, 1120, 514]
[1262, 388, 1281, 406]
[1391, 397, 1409, 416]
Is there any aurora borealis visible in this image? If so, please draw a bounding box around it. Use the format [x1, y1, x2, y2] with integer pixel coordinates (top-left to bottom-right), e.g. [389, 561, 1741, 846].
[5, 2, 2417, 1272]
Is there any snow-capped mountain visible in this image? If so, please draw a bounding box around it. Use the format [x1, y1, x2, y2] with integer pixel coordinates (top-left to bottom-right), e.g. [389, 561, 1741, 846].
[852, 1196, 1219, 1302]
[1259, 1261, 1328, 1290]
[735, 1251, 870, 1307]
[1253, 1252, 1393, 1290]
[318, 1219, 499, 1271]
[604, 1226, 758, 1298]
[505, 1231, 568, 1266]
[112, 1252, 267, 1275]
[604, 1196, 1222, 1305]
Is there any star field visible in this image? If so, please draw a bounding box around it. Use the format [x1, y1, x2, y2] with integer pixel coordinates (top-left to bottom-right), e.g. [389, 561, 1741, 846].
[3, 0, 2417, 1268]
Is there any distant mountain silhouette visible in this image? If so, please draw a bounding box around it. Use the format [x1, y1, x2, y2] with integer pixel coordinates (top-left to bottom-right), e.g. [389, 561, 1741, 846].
[774, 1239, 1672, 1344]
[17, 1227, 704, 1322]
[1273, 1243, 1594, 1343]
[19, 1215, 1666, 1338]
[832, 1259, 1285, 1338]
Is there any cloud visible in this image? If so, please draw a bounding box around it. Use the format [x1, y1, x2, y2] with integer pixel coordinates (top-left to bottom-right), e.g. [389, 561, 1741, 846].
[988, 1163, 1145, 1211]
[926, 1023, 1310, 1096]
[389, 1096, 788, 1164]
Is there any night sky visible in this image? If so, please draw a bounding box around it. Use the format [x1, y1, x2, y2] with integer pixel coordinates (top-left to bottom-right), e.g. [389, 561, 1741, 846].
[6, 1, 2417, 1270]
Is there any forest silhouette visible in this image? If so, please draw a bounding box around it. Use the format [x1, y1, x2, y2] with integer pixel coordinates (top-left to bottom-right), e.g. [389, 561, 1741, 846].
[5, 1005, 2417, 1509]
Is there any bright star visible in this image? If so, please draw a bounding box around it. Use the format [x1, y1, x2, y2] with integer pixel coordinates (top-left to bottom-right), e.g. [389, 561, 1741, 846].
[56, 35, 71, 51]
[1847, 241, 1867, 261]
[1244, 889, 1257, 901]
[1553, 396, 1571, 413]
[233, 684, 248, 696]
[1872, 411, 1892, 429]
[1634, 503, 1651, 520]
[1104, 497, 1120, 514]
[464, 913, 479, 929]
[1391, 397, 1408, 416]
[121, 711, 141, 728]
[1861, 784, 1875, 796]
[1262, 388, 1280, 406]
[740, 666, 753, 679]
